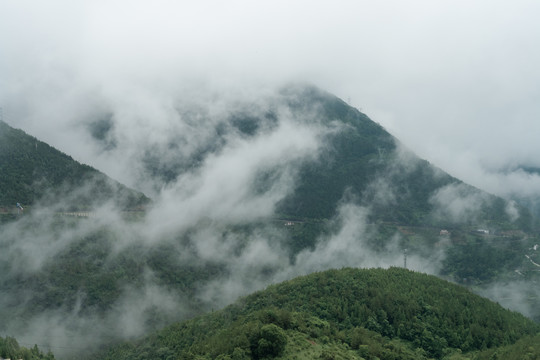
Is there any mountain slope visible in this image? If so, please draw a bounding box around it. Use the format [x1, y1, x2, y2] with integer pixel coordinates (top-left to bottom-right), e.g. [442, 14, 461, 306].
[2, 85, 539, 357]
[474, 333, 540, 360]
[276, 86, 532, 228]
[101, 268, 539, 360]
[277, 85, 450, 223]
[120, 84, 529, 228]
[0, 120, 149, 210]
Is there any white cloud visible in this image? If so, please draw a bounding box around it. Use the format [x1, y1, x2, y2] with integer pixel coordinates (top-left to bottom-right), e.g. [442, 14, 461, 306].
[2, 0, 540, 353]
[429, 183, 488, 224]
[3, 1, 540, 202]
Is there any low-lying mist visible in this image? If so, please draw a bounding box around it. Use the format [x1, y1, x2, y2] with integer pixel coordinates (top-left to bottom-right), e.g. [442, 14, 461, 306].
[1, 86, 538, 358]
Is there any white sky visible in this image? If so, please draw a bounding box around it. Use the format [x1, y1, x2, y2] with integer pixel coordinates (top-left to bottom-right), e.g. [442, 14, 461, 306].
[2, 0, 540, 198]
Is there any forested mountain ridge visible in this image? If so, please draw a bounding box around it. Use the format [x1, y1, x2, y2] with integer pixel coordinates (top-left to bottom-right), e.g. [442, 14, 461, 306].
[1, 86, 529, 228]
[123, 84, 531, 228]
[101, 267, 539, 360]
[276, 85, 532, 228]
[2, 85, 540, 359]
[0, 120, 149, 210]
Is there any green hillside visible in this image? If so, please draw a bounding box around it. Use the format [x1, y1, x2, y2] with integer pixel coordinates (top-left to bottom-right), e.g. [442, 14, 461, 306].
[474, 333, 540, 360]
[101, 268, 539, 360]
[0, 120, 149, 210]
[276, 85, 415, 221]
[0, 222, 219, 323]
[276, 86, 532, 229]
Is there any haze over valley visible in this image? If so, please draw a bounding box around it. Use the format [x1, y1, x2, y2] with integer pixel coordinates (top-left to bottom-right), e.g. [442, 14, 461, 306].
[2, 2, 540, 359]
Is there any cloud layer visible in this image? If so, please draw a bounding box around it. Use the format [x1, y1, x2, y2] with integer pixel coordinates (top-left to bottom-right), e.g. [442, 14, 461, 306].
[2, 1, 540, 202]
[2, 1, 540, 357]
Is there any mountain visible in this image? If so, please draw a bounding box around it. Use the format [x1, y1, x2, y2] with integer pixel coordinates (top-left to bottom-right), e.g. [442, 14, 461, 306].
[100, 268, 539, 360]
[278, 86, 535, 229]
[0, 120, 149, 210]
[106, 84, 531, 231]
[276, 85, 450, 223]
[1, 85, 540, 358]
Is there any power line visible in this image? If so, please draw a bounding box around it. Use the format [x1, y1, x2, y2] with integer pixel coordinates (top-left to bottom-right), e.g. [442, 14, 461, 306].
[18, 342, 82, 350]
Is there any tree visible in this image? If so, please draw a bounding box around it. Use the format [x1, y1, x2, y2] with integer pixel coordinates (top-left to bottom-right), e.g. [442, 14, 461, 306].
[250, 324, 287, 359]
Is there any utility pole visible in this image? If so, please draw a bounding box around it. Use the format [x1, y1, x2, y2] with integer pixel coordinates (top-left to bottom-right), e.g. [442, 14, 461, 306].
[0, 107, 3, 122]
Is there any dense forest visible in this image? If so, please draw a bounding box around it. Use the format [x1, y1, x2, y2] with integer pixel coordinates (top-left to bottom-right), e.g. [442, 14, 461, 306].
[2, 86, 540, 359]
[0, 120, 148, 210]
[101, 268, 539, 360]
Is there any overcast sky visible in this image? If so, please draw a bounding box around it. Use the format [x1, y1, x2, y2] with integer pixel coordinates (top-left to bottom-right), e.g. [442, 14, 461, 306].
[2, 0, 540, 199]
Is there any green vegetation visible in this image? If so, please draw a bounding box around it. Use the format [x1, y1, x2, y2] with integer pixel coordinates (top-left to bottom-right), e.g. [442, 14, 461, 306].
[0, 219, 221, 322]
[101, 268, 539, 360]
[474, 333, 540, 360]
[2, 85, 540, 359]
[441, 234, 524, 284]
[0, 120, 149, 209]
[0, 336, 55, 360]
[273, 86, 526, 230]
